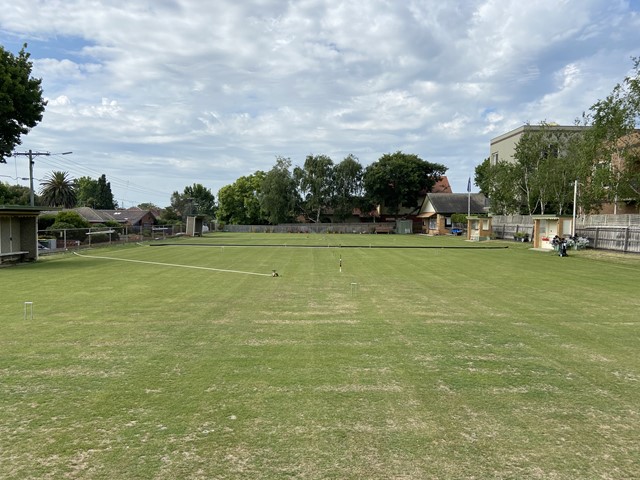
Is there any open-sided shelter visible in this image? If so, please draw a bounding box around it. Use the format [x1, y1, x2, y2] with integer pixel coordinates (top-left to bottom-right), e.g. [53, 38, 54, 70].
[0, 206, 47, 265]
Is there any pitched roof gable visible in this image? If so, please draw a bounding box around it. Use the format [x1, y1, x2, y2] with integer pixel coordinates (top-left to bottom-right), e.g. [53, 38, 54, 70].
[422, 193, 487, 215]
[101, 208, 156, 224]
[431, 176, 453, 193]
[71, 207, 155, 224]
[74, 207, 112, 223]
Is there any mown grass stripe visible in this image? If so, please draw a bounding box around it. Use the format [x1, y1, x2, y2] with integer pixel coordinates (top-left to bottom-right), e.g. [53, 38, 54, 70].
[73, 251, 272, 276]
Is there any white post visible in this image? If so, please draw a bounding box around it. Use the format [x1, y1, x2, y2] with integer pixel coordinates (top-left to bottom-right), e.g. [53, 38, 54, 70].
[24, 302, 33, 320]
[572, 180, 577, 237]
[467, 177, 471, 218]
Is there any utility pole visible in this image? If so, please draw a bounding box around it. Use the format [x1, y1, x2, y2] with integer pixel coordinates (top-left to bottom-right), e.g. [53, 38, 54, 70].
[12, 150, 72, 206]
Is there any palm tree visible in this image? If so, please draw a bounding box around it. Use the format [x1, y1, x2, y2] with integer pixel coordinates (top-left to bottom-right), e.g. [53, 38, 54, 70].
[39, 171, 77, 208]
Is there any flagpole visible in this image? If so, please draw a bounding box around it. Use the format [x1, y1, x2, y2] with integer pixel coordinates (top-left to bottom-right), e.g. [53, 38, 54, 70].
[467, 177, 471, 217]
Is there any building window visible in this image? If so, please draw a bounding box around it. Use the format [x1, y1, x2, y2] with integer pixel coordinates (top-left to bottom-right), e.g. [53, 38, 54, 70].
[491, 152, 499, 165]
[542, 143, 559, 159]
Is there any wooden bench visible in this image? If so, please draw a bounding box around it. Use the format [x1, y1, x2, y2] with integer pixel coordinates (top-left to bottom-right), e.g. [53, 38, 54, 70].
[375, 225, 393, 234]
[0, 251, 29, 264]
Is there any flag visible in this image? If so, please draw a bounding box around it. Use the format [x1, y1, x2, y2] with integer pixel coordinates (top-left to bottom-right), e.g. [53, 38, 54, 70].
[467, 177, 471, 193]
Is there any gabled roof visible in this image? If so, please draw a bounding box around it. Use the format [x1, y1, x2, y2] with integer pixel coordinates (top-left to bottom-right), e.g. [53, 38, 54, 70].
[74, 206, 112, 223]
[419, 193, 487, 216]
[431, 176, 452, 193]
[100, 208, 155, 225]
[48, 207, 157, 225]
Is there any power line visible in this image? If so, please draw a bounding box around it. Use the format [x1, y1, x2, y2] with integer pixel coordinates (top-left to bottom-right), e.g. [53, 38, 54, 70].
[11, 150, 72, 206]
[40, 154, 171, 199]
[6, 149, 175, 207]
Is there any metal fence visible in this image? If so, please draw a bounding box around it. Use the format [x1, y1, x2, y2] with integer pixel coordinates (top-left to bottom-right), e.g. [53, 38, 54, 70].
[38, 224, 186, 251]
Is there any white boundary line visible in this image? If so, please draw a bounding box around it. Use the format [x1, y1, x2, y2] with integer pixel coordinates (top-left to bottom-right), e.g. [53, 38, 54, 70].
[73, 252, 272, 277]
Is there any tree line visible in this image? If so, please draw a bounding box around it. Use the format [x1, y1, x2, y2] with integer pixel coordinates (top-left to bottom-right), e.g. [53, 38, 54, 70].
[161, 152, 447, 226]
[2, 150, 447, 228]
[476, 58, 640, 215]
[216, 152, 446, 226]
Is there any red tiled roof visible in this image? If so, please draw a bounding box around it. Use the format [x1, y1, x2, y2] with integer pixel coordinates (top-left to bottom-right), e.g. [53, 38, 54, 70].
[431, 176, 452, 193]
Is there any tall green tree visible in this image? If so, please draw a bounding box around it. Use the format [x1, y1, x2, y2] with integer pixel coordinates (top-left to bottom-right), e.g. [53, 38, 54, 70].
[75, 176, 98, 207]
[480, 124, 613, 215]
[573, 129, 611, 214]
[474, 158, 521, 214]
[0, 44, 47, 162]
[75, 174, 116, 209]
[586, 57, 640, 210]
[137, 202, 159, 211]
[332, 154, 364, 222]
[363, 151, 447, 216]
[0, 181, 31, 205]
[512, 125, 549, 215]
[294, 154, 334, 223]
[170, 183, 216, 222]
[514, 124, 589, 215]
[548, 131, 583, 215]
[157, 206, 181, 225]
[260, 156, 298, 224]
[95, 174, 116, 209]
[474, 158, 492, 197]
[39, 171, 77, 208]
[479, 59, 640, 216]
[217, 171, 266, 225]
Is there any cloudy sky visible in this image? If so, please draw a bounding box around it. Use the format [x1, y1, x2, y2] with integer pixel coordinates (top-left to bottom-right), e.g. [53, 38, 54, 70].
[1, 0, 639, 208]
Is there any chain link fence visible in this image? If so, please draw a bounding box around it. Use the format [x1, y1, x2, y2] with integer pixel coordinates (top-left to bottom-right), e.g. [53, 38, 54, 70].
[37, 224, 186, 252]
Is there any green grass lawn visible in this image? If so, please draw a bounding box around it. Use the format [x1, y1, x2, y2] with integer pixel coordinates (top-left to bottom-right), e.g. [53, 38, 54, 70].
[1, 233, 639, 479]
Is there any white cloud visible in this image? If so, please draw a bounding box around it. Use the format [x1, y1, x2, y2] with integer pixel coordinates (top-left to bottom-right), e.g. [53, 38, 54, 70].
[1, 0, 638, 206]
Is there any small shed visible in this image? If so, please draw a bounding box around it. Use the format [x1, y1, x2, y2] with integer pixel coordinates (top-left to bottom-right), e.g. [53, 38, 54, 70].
[186, 215, 205, 237]
[532, 215, 573, 250]
[395, 219, 413, 234]
[0, 206, 45, 265]
[467, 216, 492, 241]
[417, 193, 487, 235]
